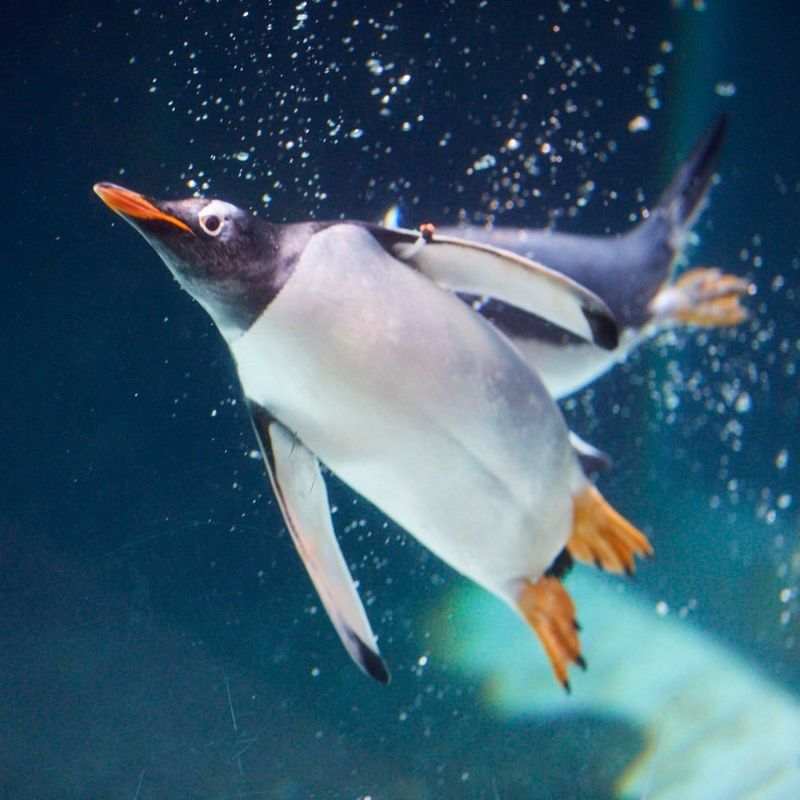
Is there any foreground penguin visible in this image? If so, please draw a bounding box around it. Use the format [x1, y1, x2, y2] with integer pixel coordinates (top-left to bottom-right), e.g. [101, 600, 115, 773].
[95, 182, 652, 689]
[436, 116, 751, 398]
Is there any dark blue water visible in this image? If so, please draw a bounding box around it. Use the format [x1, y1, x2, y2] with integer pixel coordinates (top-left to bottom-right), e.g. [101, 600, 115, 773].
[2, 2, 799, 797]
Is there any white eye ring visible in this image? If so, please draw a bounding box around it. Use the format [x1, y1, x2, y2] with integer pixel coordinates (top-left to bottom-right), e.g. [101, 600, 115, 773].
[199, 211, 225, 237]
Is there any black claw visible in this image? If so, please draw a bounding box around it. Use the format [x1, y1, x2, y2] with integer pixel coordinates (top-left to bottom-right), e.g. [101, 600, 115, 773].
[576, 655, 587, 671]
[562, 679, 572, 695]
[624, 565, 634, 578]
[573, 619, 582, 631]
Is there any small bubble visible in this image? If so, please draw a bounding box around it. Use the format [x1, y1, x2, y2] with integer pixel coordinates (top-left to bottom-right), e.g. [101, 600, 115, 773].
[735, 392, 751, 413]
[628, 115, 650, 133]
[472, 153, 496, 171]
[715, 81, 737, 98]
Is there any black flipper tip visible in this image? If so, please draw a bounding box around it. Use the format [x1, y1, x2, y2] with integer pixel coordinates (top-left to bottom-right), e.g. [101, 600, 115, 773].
[582, 305, 619, 351]
[353, 635, 391, 685]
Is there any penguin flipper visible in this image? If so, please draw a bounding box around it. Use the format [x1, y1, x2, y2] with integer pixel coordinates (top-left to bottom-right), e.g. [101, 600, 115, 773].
[568, 430, 612, 474]
[388, 229, 619, 350]
[247, 402, 389, 684]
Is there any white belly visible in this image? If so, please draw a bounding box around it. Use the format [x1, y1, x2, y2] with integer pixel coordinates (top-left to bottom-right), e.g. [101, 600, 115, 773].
[232, 225, 580, 591]
[513, 328, 644, 399]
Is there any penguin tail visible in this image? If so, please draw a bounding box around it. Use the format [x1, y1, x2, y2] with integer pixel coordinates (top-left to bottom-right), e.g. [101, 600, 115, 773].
[642, 114, 727, 249]
[515, 575, 585, 692]
[568, 484, 653, 576]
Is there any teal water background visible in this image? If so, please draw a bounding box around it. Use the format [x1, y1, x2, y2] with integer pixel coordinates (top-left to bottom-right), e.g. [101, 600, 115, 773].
[1, 2, 799, 797]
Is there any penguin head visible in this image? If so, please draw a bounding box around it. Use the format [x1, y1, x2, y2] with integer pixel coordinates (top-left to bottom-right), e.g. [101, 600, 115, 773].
[94, 182, 289, 340]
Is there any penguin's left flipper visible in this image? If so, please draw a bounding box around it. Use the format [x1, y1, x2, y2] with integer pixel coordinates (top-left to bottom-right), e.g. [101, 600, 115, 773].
[248, 402, 390, 684]
[648, 267, 753, 328]
[385, 228, 619, 351]
[569, 430, 612, 475]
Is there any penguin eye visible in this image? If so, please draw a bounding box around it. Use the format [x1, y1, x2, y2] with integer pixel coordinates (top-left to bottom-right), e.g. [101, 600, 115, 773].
[199, 212, 224, 237]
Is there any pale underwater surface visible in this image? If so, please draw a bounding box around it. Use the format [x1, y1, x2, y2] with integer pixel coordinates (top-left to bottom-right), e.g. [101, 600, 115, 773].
[2, 1, 800, 798]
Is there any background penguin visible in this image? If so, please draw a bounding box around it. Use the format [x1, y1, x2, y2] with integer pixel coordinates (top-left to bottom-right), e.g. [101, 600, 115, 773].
[95, 182, 652, 689]
[435, 116, 752, 398]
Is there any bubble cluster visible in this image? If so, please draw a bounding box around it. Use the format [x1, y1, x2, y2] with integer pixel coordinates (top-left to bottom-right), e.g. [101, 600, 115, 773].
[123, 1, 677, 227]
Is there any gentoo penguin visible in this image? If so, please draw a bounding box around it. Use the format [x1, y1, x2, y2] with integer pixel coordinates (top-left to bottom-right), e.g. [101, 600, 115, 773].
[435, 116, 751, 398]
[94, 182, 652, 689]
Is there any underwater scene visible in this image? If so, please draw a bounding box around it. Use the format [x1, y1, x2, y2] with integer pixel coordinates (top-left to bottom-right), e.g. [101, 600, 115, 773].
[2, 1, 799, 798]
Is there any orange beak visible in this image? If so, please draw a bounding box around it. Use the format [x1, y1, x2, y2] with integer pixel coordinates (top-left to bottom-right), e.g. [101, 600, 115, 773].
[93, 182, 193, 234]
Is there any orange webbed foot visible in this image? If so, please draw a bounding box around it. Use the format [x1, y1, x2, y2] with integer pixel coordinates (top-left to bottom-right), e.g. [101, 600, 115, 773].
[516, 576, 585, 691]
[649, 267, 753, 328]
[568, 484, 653, 575]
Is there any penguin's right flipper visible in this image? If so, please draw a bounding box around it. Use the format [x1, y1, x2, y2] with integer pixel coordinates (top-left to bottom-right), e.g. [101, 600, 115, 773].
[248, 402, 389, 684]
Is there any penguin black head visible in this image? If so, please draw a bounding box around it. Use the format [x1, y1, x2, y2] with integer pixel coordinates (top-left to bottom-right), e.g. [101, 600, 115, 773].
[94, 182, 299, 339]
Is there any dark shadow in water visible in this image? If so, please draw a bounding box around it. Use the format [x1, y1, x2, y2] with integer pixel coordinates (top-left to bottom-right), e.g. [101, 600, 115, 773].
[0, 522, 644, 799]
